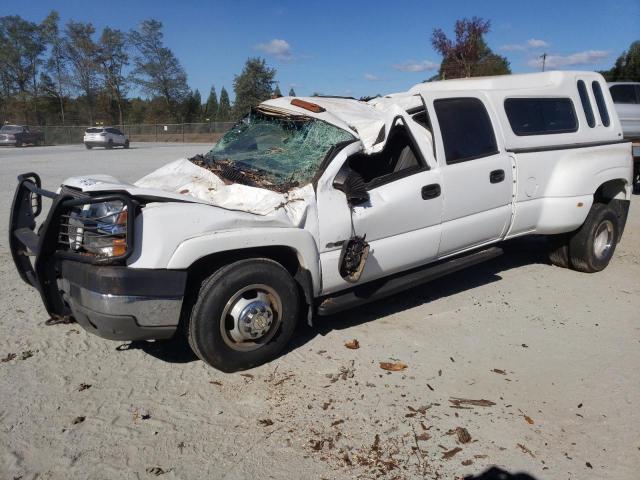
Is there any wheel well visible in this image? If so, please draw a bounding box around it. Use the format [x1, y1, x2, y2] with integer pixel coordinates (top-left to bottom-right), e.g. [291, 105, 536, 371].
[178, 246, 311, 332]
[594, 179, 627, 203]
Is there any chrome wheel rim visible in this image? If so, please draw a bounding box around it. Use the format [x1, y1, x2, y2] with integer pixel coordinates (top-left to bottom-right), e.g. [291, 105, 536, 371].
[220, 284, 282, 351]
[593, 220, 614, 260]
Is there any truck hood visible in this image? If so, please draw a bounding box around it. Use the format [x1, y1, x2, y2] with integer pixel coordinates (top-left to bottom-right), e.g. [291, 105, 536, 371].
[61, 158, 318, 231]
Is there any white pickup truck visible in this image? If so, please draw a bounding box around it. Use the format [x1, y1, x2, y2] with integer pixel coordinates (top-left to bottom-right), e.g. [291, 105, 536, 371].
[10, 71, 633, 371]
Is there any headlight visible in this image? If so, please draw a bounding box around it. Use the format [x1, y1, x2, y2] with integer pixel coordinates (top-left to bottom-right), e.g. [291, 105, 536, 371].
[68, 200, 128, 257]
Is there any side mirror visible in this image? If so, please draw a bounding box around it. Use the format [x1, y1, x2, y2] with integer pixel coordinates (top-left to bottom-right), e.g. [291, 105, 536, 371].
[333, 168, 370, 206]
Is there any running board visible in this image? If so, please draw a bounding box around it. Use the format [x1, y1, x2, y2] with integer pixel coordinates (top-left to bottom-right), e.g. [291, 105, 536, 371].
[316, 246, 503, 316]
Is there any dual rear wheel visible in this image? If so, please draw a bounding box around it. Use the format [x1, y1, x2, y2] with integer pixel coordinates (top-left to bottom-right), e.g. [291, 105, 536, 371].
[548, 202, 622, 273]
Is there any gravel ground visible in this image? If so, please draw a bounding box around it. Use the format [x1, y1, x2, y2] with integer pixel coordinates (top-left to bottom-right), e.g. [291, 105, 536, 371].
[1, 144, 639, 480]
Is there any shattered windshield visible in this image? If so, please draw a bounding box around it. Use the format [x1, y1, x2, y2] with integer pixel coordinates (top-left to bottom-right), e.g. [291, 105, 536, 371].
[199, 111, 355, 191]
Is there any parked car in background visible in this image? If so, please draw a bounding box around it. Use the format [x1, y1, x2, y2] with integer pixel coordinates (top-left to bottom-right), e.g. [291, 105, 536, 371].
[83, 127, 129, 149]
[609, 82, 640, 191]
[0, 125, 44, 147]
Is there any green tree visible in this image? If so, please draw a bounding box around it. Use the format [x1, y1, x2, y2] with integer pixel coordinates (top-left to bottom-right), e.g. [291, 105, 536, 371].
[218, 86, 231, 121]
[97, 27, 129, 126]
[0, 15, 46, 123]
[205, 85, 218, 121]
[431, 17, 510, 79]
[182, 88, 201, 123]
[601, 41, 640, 82]
[233, 57, 276, 118]
[64, 21, 100, 124]
[288, 87, 296, 96]
[129, 19, 189, 121]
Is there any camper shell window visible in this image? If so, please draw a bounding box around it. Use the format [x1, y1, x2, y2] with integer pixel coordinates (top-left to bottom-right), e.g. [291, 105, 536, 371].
[504, 98, 578, 136]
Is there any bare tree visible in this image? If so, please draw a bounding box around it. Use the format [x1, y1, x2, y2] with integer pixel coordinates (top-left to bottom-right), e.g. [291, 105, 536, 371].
[64, 21, 100, 124]
[41, 11, 68, 124]
[129, 19, 189, 121]
[97, 27, 129, 126]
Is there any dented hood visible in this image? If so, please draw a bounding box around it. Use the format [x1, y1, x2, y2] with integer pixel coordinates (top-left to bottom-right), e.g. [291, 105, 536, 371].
[61, 158, 318, 231]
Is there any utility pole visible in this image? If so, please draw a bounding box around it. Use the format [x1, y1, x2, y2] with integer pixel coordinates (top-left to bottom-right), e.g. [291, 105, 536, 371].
[540, 53, 547, 72]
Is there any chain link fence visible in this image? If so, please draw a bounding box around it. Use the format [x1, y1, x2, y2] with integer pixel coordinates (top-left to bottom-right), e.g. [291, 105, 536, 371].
[34, 122, 235, 145]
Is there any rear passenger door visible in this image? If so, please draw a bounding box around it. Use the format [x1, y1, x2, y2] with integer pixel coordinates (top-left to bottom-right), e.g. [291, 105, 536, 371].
[425, 95, 513, 257]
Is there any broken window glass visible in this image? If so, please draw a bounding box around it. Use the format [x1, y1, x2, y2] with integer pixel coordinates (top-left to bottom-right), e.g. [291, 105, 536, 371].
[199, 111, 355, 190]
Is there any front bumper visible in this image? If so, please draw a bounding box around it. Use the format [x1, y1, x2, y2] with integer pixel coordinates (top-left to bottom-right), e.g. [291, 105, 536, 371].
[58, 261, 185, 340]
[0, 137, 17, 145]
[9, 172, 187, 341]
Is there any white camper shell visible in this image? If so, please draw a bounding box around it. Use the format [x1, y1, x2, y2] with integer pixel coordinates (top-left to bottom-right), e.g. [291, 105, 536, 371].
[10, 71, 633, 371]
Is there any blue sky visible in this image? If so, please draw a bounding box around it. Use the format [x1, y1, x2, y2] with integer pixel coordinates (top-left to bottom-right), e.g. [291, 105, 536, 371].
[5, 0, 640, 100]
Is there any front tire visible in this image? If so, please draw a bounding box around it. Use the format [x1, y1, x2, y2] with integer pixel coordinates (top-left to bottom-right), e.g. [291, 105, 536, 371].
[123, 139, 130, 149]
[569, 203, 620, 273]
[187, 259, 300, 372]
[85, 143, 93, 149]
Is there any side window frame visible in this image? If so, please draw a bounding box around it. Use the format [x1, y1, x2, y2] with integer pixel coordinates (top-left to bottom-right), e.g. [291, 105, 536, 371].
[591, 81, 611, 127]
[577, 80, 596, 128]
[342, 116, 429, 192]
[433, 97, 499, 165]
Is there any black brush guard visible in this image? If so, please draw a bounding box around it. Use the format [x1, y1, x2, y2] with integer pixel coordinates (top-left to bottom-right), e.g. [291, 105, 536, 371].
[9, 172, 136, 316]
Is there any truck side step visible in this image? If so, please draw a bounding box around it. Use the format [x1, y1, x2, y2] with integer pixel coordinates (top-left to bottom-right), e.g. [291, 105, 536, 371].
[316, 246, 503, 316]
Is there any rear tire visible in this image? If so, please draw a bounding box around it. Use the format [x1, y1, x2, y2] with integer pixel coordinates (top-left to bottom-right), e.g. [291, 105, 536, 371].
[124, 140, 130, 149]
[569, 203, 620, 273]
[85, 144, 92, 149]
[187, 259, 300, 372]
[547, 234, 570, 268]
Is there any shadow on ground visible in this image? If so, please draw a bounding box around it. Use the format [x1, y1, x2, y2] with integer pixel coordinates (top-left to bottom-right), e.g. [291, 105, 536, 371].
[465, 467, 539, 479]
[120, 236, 551, 365]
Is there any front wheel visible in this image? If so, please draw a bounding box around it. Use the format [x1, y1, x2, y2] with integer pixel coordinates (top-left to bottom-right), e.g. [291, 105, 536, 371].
[187, 259, 300, 372]
[123, 139, 130, 149]
[569, 203, 620, 272]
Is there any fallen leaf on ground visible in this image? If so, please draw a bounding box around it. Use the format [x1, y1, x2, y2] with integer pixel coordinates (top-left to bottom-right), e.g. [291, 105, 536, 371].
[379, 362, 407, 372]
[331, 419, 344, 427]
[462, 459, 473, 466]
[20, 350, 34, 360]
[344, 339, 360, 349]
[586, 462, 593, 469]
[141, 413, 151, 420]
[450, 427, 472, 444]
[492, 368, 506, 375]
[146, 467, 170, 476]
[1, 353, 16, 363]
[523, 415, 534, 425]
[209, 380, 222, 386]
[72, 416, 85, 424]
[258, 419, 274, 426]
[416, 432, 431, 441]
[442, 447, 463, 459]
[78, 383, 92, 392]
[449, 397, 496, 408]
[517, 443, 535, 458]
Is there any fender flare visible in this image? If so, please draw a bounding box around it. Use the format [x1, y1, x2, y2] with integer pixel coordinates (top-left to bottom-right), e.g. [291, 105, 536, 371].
[166, 227, 321, 295]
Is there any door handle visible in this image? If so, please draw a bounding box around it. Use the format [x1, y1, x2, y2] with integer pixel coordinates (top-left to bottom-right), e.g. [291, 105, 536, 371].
[490, 169, 505, 183]
[421, 183, 441, 200]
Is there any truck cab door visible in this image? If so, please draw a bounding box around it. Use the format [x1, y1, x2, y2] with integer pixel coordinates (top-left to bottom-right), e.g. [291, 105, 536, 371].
[316, 115, 443, 295]
[422, 94, 513, 257]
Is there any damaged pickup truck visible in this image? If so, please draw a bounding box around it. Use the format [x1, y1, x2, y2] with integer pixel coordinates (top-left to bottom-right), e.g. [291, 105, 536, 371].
[10, 71, 633, 371]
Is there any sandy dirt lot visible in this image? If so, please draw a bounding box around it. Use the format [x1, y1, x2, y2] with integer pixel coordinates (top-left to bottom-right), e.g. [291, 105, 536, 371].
[1, 144, 639, 480]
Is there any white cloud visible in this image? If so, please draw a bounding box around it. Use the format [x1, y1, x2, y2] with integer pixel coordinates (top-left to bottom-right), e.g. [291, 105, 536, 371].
[255, 39, 293, 61]
[527, 38, 549, 48]
[500, 38, 550, 52]
[364, 73, 379, 81]
[527, 50, 610, 68]
[392, 60, 439, 73]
